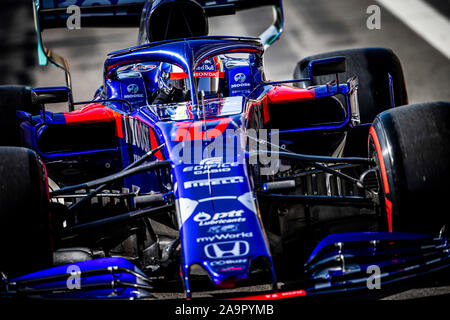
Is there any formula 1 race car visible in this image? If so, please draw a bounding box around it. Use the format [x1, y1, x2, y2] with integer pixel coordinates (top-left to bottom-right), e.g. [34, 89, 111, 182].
[0, 0, 449, 300]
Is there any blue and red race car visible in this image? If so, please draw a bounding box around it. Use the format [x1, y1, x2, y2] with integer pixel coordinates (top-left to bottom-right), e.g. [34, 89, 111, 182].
[0, 0, 449, 299]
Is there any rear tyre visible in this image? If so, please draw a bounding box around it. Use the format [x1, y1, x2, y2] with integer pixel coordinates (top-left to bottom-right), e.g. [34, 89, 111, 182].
[0, 147, 52, 276]
[0, 85, 39, 146]
[369, 102, 450, 233]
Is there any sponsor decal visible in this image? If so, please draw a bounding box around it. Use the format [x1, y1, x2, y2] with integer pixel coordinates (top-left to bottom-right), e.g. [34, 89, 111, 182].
[193, 212, 213, 222]
[124, 83, 144, 99]
[123, 117, 162, 160]
[193, 210, 246, 226]
[195, 168, 231, 175]
[231, 73, 251, 89]
[207, 224, 239, 234]
[196, 232, 253, 243]
[231, 82, 251, 89]
[234, 73, 246, 83]
[123, 94, 144, 99]
[194, 71, 220, 78]
[184, 176, 244, 189]
[183, 162, 239, 175]
[127, 83, 139, 94]
[196, 59, 216, 71]
[196, 167, 230, 175]
[220, 266, 243, 272]
[210, 258, 247, 266]
[132, 64, 157, 71]
[124, 117, 150, 152]
[204, 240, 250, 259]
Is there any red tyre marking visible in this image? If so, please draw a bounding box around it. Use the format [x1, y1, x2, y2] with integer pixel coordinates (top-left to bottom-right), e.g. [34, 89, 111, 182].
[369, 126, 393, 232]
[369, 126, 390, 193]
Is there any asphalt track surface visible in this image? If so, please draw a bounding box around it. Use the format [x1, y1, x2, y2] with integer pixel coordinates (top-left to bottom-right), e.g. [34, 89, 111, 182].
[0, 0, 449, 301]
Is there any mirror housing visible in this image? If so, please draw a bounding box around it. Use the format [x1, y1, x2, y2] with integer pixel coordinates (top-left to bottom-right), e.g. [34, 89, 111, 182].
[309, 56, 346, 77]
[31, 86, 72, 104]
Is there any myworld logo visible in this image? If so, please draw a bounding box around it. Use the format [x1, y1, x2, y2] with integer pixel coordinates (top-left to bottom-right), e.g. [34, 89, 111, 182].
[196, 232, 253, 243]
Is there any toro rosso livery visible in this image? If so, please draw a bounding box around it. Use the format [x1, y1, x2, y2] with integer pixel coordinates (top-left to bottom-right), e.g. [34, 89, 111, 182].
[0, 0, 449, 299]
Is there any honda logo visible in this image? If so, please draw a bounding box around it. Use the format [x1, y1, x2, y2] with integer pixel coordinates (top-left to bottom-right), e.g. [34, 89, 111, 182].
[204, 241, 249, 259]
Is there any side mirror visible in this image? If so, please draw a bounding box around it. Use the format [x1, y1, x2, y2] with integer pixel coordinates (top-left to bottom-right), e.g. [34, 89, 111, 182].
[309, 56, 346, 77]
[31, 86, 72, 104]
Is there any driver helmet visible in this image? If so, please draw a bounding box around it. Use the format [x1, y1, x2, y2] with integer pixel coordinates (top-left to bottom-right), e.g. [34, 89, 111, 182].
[159, 56, 225, 100]
[193, 56, 225, 98]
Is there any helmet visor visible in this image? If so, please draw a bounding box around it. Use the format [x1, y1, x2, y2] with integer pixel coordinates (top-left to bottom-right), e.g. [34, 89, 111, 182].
[195, 72, 221, 95]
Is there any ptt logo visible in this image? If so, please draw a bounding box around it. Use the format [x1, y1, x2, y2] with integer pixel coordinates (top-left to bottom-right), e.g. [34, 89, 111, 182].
[193, 210, 246, 226]
[234, 73, 246, 83]
[204, 241, 250, 259]
[194, 210, 244, 222]
[127, 84, 139, 94]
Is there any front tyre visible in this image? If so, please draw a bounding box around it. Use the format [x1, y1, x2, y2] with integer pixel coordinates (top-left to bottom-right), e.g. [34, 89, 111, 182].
[369, 102, 450, 233]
